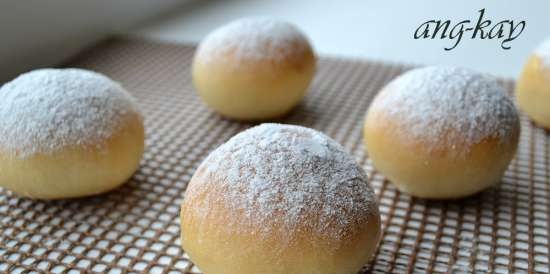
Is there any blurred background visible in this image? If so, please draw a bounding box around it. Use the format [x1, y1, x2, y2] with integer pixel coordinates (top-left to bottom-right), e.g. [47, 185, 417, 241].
[1, 0, 549, 82]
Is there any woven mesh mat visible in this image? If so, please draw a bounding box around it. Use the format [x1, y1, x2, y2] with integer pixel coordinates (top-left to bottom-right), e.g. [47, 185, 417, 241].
[1, 38, 549, 274]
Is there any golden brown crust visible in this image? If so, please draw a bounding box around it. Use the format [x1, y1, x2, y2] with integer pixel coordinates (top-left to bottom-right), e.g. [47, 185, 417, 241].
[182, 170, 379, 249]
[363, 66, 520, 198]
[364, 113, 519, 198]
[192, 24, 316, 121]
[180, 124, 381, 274]
[181, 174, 381, 274]
[0, 113, 144, 199]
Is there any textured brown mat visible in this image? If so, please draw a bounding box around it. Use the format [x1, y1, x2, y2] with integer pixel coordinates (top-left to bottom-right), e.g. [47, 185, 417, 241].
[1, 38, 549, 274]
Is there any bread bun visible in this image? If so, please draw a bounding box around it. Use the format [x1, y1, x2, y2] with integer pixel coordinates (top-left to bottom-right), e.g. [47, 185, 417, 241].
[192, 18, 316, 120]
[181, 123, 380, 274]
[516, 38, 550, 129]
[364, 66, 520, 199]
[0, 68, 144, 199]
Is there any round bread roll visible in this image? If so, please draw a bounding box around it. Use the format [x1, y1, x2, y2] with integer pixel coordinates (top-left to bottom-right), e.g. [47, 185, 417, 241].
[516, 38, 550, 129]
[0, 68, 144, 199]
[364, 66, 520, 199]
[192, 17, 316, 120]
[181, 124, 380, 274]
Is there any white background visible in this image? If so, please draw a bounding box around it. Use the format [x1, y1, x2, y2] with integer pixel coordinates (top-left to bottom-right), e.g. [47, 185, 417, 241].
[0, 0, 189, 81]
[1, 0, 549, 81]
[132, 0, 550, 78]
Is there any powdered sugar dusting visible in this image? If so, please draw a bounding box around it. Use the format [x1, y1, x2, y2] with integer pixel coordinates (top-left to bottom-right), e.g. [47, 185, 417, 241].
[0, 68, 141, 158]
[186, 123, 377, 241]
[535, 38, 550, 67]
[369, 66, 519, 153]
[195, 17, 311, 66]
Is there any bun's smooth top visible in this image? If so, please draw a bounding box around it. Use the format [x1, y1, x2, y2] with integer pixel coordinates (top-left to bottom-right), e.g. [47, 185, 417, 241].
[369, 66, 519, 155]
[0, 68, 141, 158]
[195, 17, 312, 68]
[183, 123, 378, 247]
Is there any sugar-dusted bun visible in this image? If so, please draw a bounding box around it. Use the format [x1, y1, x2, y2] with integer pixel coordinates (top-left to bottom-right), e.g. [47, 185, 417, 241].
[516, 38, 550, 129]
[364, 66, 520, 199]
[181, 124, 380, 274]
[0, 68, 144, 199]
[192, 18, 316, 120]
